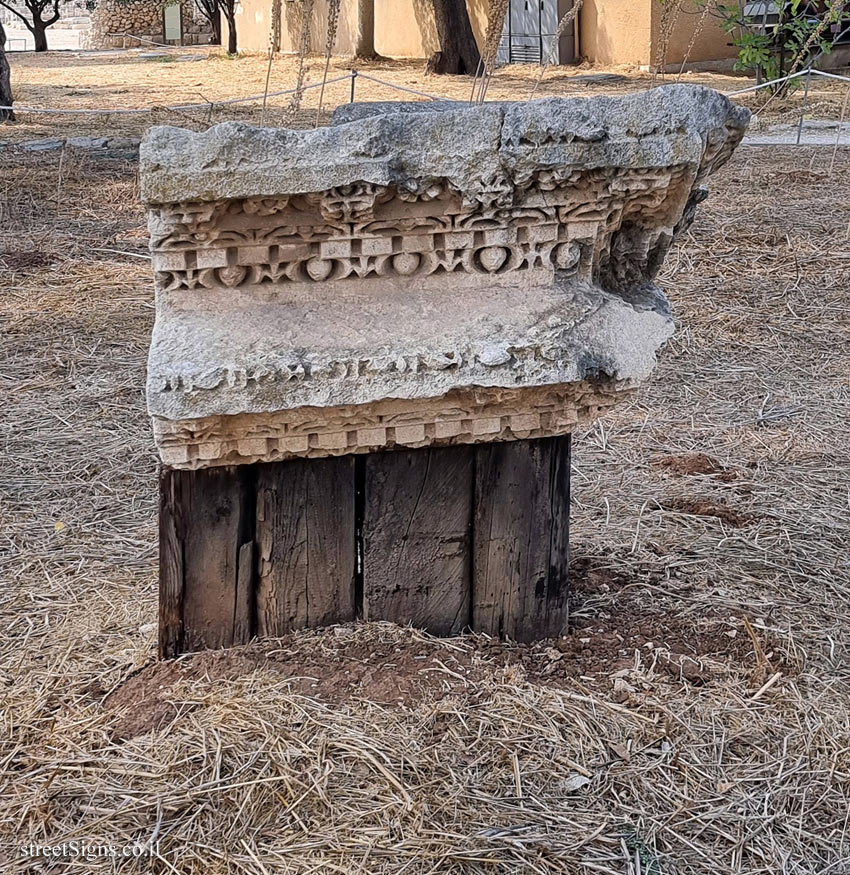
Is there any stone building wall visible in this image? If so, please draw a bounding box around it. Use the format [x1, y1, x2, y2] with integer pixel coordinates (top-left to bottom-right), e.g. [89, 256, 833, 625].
[226, 0, 737, 67]
[87, 0, 213, 49]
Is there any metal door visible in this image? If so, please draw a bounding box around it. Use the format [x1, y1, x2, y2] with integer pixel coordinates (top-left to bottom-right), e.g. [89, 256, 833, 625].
[497, 0, 576, 65]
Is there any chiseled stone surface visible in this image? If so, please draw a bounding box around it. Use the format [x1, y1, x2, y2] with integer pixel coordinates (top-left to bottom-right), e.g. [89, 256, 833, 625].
[141, 85, 750, 469]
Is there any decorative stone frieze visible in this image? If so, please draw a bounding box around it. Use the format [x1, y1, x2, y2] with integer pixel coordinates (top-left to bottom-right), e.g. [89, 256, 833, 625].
[141, 85, 750, 470]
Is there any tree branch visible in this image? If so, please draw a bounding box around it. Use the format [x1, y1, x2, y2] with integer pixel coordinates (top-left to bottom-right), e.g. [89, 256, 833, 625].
[0, 0, 36, 30]
[44, 0, 62, 27]
[24, 0, 51, 16]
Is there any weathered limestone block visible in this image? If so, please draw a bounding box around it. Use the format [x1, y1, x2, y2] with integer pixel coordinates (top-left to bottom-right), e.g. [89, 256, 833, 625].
[141, 85, 749, 469]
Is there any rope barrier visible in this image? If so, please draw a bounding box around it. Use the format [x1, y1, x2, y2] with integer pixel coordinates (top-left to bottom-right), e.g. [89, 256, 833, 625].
[2, 65, 847, 126]
[0, 104, 148, 115]
[104, 33, 178, 49]
[208, 73, 351, 107]
[0, 71, 446, 116]
[353, 73, 440, 101]
[724, 66, 850, 96]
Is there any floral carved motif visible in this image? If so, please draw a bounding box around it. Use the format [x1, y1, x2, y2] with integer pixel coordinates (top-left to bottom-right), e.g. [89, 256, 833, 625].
[141, 87, 751, 469]
[148, 166, 693, 295]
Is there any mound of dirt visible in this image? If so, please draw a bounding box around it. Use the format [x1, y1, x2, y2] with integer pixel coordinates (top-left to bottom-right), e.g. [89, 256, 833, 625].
[653, 453, 737, 481]
[106, 638, 486, 740]
[107, 558, 772, 740]
[663, 495, 756, 527]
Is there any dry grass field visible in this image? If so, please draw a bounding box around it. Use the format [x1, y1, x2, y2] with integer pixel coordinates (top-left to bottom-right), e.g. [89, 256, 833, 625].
[4, 48, 850, 144]
[2, 51, 850, 874]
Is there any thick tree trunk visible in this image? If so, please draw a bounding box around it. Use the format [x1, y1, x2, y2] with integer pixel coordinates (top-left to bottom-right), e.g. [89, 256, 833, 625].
[31, 20, 49, 52]
[0, 23, 14, 122]
[355, 0, 376, 59]
[224, 12, 237, 53]
[210, 8, 221, 45]
[427, 0, 481, 75]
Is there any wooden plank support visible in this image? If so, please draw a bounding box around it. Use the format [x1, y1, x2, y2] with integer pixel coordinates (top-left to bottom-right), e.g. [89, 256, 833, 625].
[159, 465, 255, 658]
[472, 435, 571, 642]
[362, 446, 473, 635]
[255, 456, 356, 636]
[159, 435, 571, 655]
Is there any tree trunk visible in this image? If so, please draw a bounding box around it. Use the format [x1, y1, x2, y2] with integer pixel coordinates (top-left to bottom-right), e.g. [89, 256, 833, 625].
[31, 20, 49, 52]
[210, 8, 221, 45]
[224, 11, 237, 53]
[0, 22, 14, 122]
[427, 0, 481, 75]
[355, 0, 376, 58]
[197, 0, 221, 45]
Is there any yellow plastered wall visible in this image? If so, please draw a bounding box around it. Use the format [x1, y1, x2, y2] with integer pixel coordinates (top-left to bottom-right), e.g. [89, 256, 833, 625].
[225, 0, 360, 55]
[580, 0, 653, 66]
[373, 0, 489, 57]
[580, 0, 737, 67]
[225, 0, 739, 66]
[650, 0, 737, 67]
[224, 0, 488, 57]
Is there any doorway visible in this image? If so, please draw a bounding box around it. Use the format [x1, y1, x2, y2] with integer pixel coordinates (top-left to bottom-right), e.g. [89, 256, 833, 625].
[497, 0, 577, 64]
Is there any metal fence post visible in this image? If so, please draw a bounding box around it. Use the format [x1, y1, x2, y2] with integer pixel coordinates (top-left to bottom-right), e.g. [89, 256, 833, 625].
[350, 69, 357, 104]
[797, 67, 812, 146]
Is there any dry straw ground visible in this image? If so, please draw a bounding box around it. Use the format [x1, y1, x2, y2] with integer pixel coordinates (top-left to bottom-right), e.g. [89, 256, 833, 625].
[5, 48, 850, 143]
[1, 54, 850, 875]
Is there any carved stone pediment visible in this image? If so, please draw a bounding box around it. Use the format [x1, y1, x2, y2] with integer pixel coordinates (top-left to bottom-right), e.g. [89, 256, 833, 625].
[141, 85, 749, 469]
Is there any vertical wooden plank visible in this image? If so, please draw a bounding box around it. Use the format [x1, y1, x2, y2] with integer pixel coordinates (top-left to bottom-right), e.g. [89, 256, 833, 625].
[159, 465, 255, 656]
[181, 466, 254, 652]
[233, 541, 254, 646]
[547, 435, 571, 619]
[472, 435, 571, 641]
[255, 456, 356, 635]
[159, 466, 185, 659]
[362, 446, 473, 635]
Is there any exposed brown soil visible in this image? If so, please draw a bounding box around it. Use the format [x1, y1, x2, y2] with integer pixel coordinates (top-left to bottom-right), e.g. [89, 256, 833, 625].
[653, 452, 737, 481]
[106, 641, 482, 740]
[108, 559, 773, 740]
[663, 495, 757, 527]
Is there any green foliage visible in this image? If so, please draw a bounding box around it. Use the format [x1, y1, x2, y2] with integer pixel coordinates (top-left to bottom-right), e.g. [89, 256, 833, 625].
[735, 29, 782, 80]
[662, 0, 845, 92]
[731, 1, 840, 91]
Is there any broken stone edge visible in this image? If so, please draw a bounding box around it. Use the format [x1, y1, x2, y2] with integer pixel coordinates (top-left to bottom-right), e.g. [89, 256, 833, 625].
[140, 84, 750, 207]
